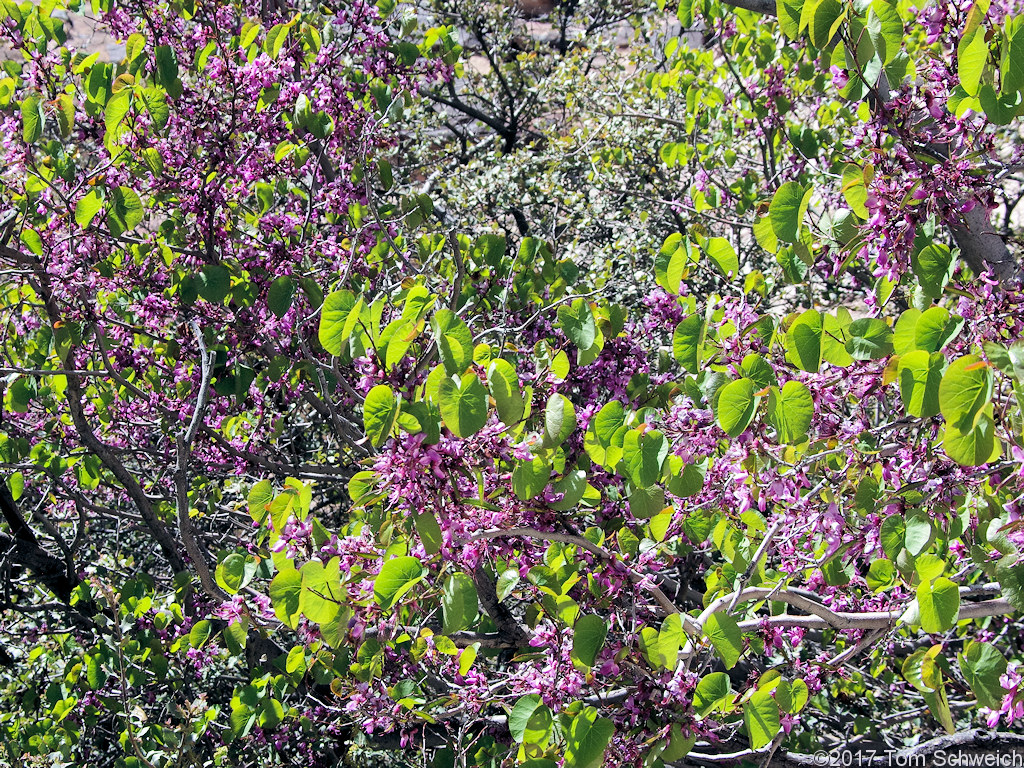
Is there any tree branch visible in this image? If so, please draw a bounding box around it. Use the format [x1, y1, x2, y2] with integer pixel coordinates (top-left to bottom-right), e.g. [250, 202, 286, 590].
[175, 321, 228, 603]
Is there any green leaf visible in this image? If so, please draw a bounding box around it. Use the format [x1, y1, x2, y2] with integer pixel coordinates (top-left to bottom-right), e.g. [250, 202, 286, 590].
[216, 553, 252, 595]
[557, 298, 597, 350]
[693, 672, 730, 717]
[893, 308, 922, 354]
[267, 276, 295, 318]
[867, 0, 903, 65]
[769, 182, 812, 243]
[880, 514, 906, 560]
[980, 83, 1021, 124]
[75, 190, 103, 229]
[414, 511, 443, 555]
[432, 309, 474, 375]
[655, 234, 691, 292]
[744, 688, 781, 749]
[55, 93, 75, 137]
[912, 243, 955, 299]
[571, 615, 608, 667]
[441, 572, 479, 634]
[767, 380, 814, 443]
[753, 214, 779, 253]
[512, 454, 552, 500]
[103, 89, 131, 148]
[7, 473, 23, 501]
[543, 393, 577, 447]
[107, 186, 144, 237]
[265, 23, 290, 57]
[438, 373, 488, 438]
[374, 556, 426, 610]
[904, 510, 933, 557]
[984, 341, 1015, 376]
[154, 45, 182, 97]
[703, 237, 738, 278]
[822, 311, 854, 367]
[658, 613, 685, 663]
[810, 0, 845, 47]
[585, 400, 627, 468]
[550, 469, 589, 511]
[21, 94, 44, 143]
[508, 696, 550, 744]
[917, 577, 960, 633]
[487, 359, 525, 426]
[229, 699, 256, 739]
[716, 378, 760, 438]
[867, 559, 895, 592]
[85, 654, 107, 690]
[665, 456, 708, 498]
[1004, 23, 1024, 96]
[381, 318, 418, 370]
[247, 480, 273, 523]
[845, 318, 893, 360]
[958, 642, 1009, 708]
[621, 428, 669, 488]
[565, 708, 614, 768]
[841, 164, 869, 217]
[199, 264, 230, 304]
[299, 558, 341, 624]
[672, 315, 706, 373]
[916, 307, 963, 353]
[741, 354, 778, 390]
[628, 484, 666, 519]
[259, 698, 285, 729]
[319, 290, 364, 356]
[898, 350, 945, 418]
[363, 384, 398, 448]
[958, 28, 988, 97]
[776, 0, 802, 38]
[189, 620, 213, 649]
[269, 568, 302, 628]
[785, 309, 823, 372]
[997, 557, 1024, 612]
[497, 569, 520, 602]
[703, 612, 743, 669]
[939, 355, 993, 431]
[943, 410, 999, 467]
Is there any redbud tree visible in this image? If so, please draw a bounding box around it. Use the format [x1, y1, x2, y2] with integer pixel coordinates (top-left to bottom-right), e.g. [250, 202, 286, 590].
[3, 0, 1024, 765]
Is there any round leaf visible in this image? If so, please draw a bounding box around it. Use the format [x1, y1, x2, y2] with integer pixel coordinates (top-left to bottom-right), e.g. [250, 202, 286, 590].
[917, 577, 960, 633]
[319, 290, 363, 356]
[439, 373, 488, 438]
[363, 384, 398, 448]
[557, 299, 597, 350]
[767, 380, 813, 443]
[441, 572, 479, 635]
[571, 615, 608, 668]
[845, 317, 893, 360]
[543, 393, 577, 447]
[898, 350, 945, 418]
[939, 355, 993, 432]
[621, 428, 669, 488]
[374, 556, 426, 610]
[716, 378, 760, 438]
[487, 358, 524, 426]
[785, 309, 823, 372]
[565, 708, 614, 768]
[672, 315, 705, 373]
[432, 309, 474, 375]
[769, 182, 812, 243]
